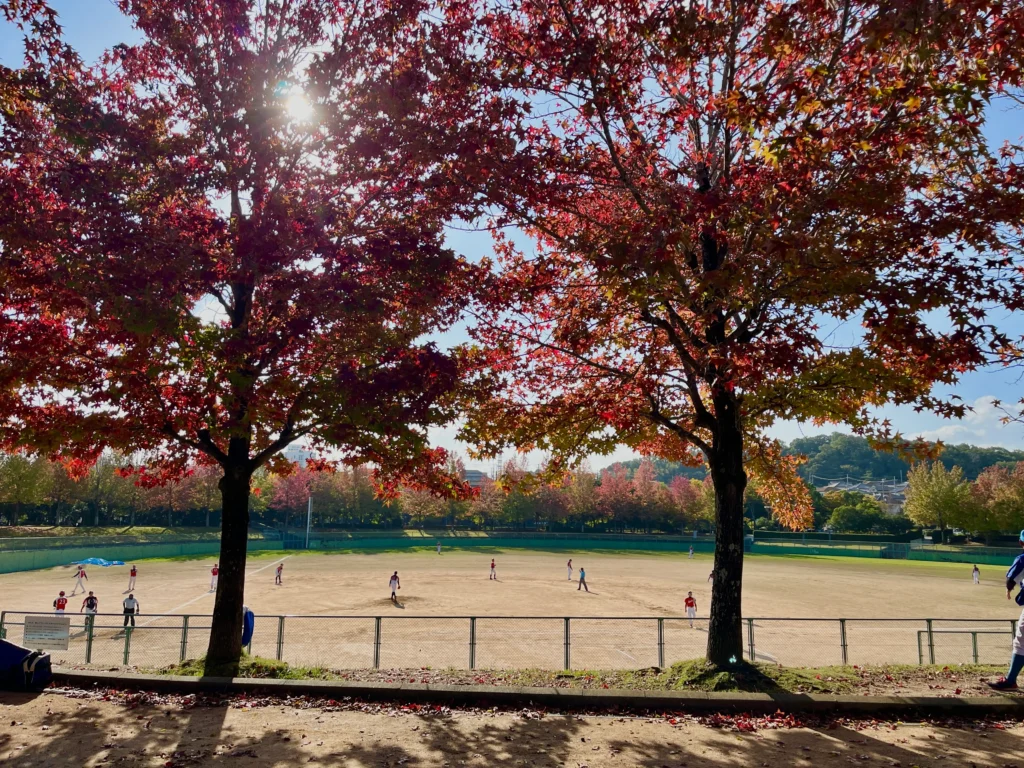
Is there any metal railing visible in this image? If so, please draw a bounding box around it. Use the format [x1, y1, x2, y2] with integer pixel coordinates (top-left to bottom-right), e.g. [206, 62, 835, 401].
[0, 612, 1015, 671]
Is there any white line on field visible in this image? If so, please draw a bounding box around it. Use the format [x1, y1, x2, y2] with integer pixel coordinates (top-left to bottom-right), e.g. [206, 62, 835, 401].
[614, 648, 638, 662]
[136, 556, 290, 627]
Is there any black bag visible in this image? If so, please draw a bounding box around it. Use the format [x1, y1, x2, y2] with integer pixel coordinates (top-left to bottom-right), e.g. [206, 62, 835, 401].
[0, 639, 53, 691]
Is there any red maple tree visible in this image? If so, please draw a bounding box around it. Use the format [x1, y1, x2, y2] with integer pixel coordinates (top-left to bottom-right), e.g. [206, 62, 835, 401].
[0, 0, 497, 667]
[465, 0, 1023, 663]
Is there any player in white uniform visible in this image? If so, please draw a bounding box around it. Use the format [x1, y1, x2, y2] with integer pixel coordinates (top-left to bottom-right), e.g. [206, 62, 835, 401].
[127, 565, 137, 591]
[210, 563, 219, 591]
[988, 531, 1024, 690]
[389, 571, 400, 602]
[437, 542, 442, 555]
[52, 591, 68, 615]
[567, 558, 573, 580]
[972, 564, 980, 584]
[71, 565, 87, 596]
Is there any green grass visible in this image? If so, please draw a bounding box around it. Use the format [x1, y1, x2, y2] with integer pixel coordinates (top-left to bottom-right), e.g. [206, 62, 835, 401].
[159, 654, 338, 680]
[151, 657, 1005, 695]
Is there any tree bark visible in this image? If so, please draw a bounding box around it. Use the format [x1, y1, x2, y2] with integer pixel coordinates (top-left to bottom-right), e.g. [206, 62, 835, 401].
[205, 464, 251, 671]
[706, 393, 747, 667]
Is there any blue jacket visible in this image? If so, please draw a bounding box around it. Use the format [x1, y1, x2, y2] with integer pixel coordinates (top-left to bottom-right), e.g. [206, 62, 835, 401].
[1007, 554, 1024, 605]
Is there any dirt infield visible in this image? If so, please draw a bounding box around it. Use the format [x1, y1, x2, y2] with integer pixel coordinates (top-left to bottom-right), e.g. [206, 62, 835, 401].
[2, 687, 1023, 768]
[0, 550, 1018, 670]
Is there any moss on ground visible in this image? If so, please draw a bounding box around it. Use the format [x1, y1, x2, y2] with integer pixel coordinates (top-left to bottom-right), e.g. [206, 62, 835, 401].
[151, 657, 1004, 695]
[159, 654, 337, 680]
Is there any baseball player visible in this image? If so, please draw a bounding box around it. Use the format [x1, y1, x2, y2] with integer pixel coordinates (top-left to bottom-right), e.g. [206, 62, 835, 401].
[52, 591, 68, 615]
[684, 591, 698, 628]
[389, 571, 400, 602]
[80, 591, 99, 632]
[688, 545, 694, 559]
[489, 559, 497, 580]
[973, 564, 981, 585]
[127, 564, 137, 591]
[71, 564, 88, 596]
[275, 562, 284, 585]
[210, 563, 219, 591]
[567, 558, 573, 580]
[987, 531, 1024, 690]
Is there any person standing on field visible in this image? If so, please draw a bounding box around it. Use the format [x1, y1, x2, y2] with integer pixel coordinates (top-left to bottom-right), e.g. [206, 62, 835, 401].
[577, 566, 588, 592]
[987, 531, 1024, 690]
[389, 571, 400, 602]
[80, 591, 99, 633]
[973, 564, 981, 584]
[71, 565, 87, 596]
[684, 591, 698, 628]
[122, 594, 140, 627]
[52, 591, 68, 615]
[437, 541, 442, 555]
[567, 558, 573, 580]
[210, 563, 219, 592]
[688, 545, 694, 559]
[489, 558, 497, 580]
[127, 564, 137, 591]
[275, 562, 283, 585]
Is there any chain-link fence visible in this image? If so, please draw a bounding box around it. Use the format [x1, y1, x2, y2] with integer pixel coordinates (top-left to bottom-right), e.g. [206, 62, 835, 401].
[0, 611, 1015, 670]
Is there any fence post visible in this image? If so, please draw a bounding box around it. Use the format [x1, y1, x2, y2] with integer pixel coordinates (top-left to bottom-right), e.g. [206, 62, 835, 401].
[563, 618, 571, 670]
[0, 611, 6, 640]
[469, 618, 476, 670]
[839, 619, 848, 666]
[123, 626, 132, 666]
[917, 632, 924, 665]
[746, 618, 755, 662]
[971, 632, 979, 664]
[276, 616, 286, 662]
[85, 616, 95, 664]
[926, 619, 935, 665]
[657, 618, 665, 669]
[179, 616, 189, 662]
[373, 617, 382, 669]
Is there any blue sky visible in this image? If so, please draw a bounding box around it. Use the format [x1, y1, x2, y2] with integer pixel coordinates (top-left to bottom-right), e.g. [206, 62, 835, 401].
[4, 1, 1023, 471]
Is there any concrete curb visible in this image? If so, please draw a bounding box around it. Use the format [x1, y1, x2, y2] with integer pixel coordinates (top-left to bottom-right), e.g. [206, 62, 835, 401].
[50, 669, 1024, 716]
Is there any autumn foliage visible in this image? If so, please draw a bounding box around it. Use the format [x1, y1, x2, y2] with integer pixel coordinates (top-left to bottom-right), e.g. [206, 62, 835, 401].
[463, 0, 1024, 663]
[0, 0, 500, 667]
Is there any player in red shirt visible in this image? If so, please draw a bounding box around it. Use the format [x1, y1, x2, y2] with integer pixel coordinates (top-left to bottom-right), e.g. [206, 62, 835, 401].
[210, 563, 219, 592]
[53, 591, 68, 615]
[684, 591, 698, 628]
[71, 565, 87, 596]
[489, 559, 497, 580]
[275, 562, 283, 585]
[127, 565, 137, 591]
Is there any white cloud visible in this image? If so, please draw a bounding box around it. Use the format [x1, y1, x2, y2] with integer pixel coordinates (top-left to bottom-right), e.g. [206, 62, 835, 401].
[909, 396, 1024, 447]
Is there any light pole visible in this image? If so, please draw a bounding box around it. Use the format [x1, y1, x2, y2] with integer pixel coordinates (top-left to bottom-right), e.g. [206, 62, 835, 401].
[305, 496, 312, 550]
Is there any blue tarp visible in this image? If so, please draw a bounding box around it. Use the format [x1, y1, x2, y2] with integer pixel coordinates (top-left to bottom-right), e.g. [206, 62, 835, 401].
[72, 558, 125, 567]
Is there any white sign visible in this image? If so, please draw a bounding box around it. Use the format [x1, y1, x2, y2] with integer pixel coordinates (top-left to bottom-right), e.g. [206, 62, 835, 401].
[24, 615, 71, 651]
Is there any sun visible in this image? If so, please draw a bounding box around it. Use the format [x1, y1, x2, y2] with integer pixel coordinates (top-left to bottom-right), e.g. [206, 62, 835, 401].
[285, 89, 314, 122]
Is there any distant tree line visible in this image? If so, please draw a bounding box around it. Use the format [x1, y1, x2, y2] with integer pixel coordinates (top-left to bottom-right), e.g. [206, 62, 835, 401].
[4, 447, 1023, 540]
[611, 433, 1024, 485]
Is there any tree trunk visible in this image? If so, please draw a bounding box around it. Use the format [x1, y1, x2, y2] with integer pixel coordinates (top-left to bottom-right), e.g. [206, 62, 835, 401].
[94, 504, 99, 527]
[205, 465, 251, 671]
[206, 508, 211, 528]
[706, 394, 747, 667]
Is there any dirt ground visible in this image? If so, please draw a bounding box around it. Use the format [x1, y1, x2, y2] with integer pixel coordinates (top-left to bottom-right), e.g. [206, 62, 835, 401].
[1, 687, 1022, 768]
[0, 551, 1019, 670]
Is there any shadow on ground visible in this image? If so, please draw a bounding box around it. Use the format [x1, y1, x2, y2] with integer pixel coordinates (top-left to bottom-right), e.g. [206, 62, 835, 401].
[0, 690, 1020, 766]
